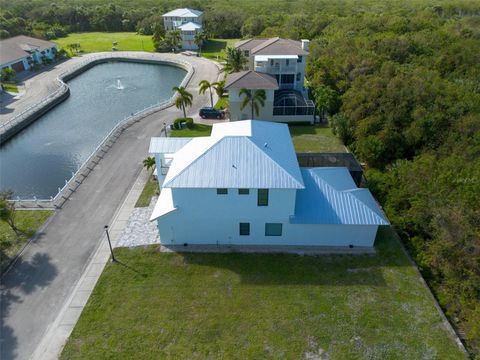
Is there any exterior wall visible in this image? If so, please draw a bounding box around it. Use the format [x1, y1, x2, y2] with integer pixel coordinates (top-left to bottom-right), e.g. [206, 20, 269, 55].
[228, 88, 314, 123]
[228, 88, 274, 121]
[1, 46, 57, 73]
[157, 209, 378, 247]
[163, 15, 203, 32]
[171, 188, 297, 219]
[181, 30, 200, 50]
[254, 57, 307, 91]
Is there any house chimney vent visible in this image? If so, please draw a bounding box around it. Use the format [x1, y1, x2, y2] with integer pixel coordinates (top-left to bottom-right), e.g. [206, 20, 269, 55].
[301, 39, 310, 52]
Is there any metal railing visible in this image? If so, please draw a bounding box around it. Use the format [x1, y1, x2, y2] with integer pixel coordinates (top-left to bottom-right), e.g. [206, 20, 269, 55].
[9, 52, 195, 207]
[273, 105, 315, 116]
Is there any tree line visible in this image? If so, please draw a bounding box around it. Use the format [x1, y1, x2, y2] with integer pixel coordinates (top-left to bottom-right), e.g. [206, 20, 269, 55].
[1, 0, 479, 355]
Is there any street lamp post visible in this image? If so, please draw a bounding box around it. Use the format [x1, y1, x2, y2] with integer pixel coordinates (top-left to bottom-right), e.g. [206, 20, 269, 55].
[104, 225, 116, 262]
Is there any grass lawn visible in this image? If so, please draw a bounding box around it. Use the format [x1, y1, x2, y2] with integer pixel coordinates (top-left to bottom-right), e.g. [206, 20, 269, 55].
[290, 124, 346, 153]
[201, 38, 241, 60]
[135, 175, 159, 208]
[55, 32, 154, 53]
[0, 210, 53, 273]
[61, 227, 466, 359]
[1, 83, 18, 93]
[170, 123, 212, 138]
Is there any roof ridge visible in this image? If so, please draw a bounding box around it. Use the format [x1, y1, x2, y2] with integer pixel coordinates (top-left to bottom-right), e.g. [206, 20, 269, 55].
[251, 37, 280, 54]
[248, 137, 304, 189]
[162, 137, 222, 188]
[313, 170, 387, 224]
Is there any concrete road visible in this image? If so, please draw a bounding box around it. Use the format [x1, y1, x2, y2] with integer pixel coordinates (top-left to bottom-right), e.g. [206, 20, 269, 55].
[0, 54, 220, 360]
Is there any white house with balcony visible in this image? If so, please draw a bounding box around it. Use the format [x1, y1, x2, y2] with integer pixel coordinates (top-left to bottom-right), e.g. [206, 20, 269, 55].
[162, 8, 203, 50]
[149, 120, 388, 248]
[0, 35, 57, 75]
[226, 38, 315, 123]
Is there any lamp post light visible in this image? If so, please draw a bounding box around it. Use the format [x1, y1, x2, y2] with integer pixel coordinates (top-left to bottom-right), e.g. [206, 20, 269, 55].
[104, 225, 116, 262]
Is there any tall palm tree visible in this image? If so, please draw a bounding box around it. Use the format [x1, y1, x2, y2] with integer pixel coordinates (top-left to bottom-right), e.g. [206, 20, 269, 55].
[199, 80, 214, 107]
[172, 86, 193, 118]
[239, 88, 266, 120]
[142, 156, 156, 172]
[167, 30, 182, 51]
[213, 80, 226, 98]
[194, 31, 207, 54]
[224, 47, 247, 73]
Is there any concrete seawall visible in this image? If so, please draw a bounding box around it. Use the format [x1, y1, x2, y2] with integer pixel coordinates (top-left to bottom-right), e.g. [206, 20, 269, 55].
[0, 53, 193, 144]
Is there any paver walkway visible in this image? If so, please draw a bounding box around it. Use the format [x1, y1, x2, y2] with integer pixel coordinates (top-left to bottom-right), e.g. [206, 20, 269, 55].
[0, 52, 220, 360]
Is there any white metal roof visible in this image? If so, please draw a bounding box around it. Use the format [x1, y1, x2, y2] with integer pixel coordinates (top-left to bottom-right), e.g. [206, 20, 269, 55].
[177, 22, 202, 31]
[162, 120, 304, 189]
[149, 137, 193, 154]
[291, 168, 389, 225]
[150, 188, 177, 221]
[162, 8, 203, 17]
[255, 55, 299, 61]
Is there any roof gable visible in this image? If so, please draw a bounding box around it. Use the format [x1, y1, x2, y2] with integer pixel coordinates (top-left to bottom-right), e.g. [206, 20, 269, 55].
[225, 70, 279, 90]
[250, 37, 308, 56]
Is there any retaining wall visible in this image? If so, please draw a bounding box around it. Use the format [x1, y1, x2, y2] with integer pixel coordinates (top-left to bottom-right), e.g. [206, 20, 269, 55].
[7, 53, 196, 208]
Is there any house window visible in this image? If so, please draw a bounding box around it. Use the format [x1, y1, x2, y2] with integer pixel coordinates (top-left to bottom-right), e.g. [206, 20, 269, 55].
[297, 56, 302, 63]
[257, 189, 268, 206]
[270, 59, 274, 66]
[239, 222, 250, 236]
[238, 189, 249, 195]
[286, 59, 289, 66]
[296, 72, 301, 81]
[265, 223, 282, 236]
[217, 188, 228, 195]
[244, 50, 249, 57]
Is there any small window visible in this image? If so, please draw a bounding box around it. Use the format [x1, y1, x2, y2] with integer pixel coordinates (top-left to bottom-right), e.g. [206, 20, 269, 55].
[286, 59, 289, 66]
[270, 59, 274, 66]
[257, 189, 268, 206]
[297, 56, 302, 63]
[296, 72, 301, 81]
[244, 50, 249, 57]
[238, 189, 249, 195]
[239, 223, 250, 236]
[217, 188, 228, 195]
[265, 223, 282, 236]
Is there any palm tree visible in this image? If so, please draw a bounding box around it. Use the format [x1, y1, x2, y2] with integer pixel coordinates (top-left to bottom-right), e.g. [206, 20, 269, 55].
[143, 156, 156, 172]
[213, 80, 226, 98]
[172, 86, 193, 118]
[224, 47, 247, 73]
[167, 30, 182, 51]
[194, 31, 207, 54]
[199, 80, 214, 107]
[239, 88, 266, 120]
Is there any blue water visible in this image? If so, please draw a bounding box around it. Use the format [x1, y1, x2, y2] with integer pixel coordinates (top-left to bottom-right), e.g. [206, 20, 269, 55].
[0, 61, 186, 199]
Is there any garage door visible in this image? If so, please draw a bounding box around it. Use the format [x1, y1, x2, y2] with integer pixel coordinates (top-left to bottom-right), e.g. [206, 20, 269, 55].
[11, 60, 25, 73]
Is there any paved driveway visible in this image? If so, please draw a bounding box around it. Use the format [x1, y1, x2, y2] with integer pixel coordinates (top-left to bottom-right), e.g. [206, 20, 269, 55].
[0, 53, 220, 360]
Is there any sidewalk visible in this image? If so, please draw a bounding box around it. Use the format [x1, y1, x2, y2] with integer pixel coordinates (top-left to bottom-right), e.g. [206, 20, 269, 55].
[31, 168, 150, 360]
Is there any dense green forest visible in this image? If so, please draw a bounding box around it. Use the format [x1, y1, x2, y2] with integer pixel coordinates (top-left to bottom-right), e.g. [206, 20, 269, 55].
[1, 0, 479, 356]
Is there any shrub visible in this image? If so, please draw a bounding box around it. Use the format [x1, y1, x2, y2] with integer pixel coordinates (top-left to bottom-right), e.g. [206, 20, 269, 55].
[173, 117, 194, 130]
[0, 68, 16, 82]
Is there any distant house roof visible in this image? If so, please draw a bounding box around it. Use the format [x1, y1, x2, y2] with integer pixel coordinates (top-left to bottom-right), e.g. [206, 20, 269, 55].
[162, 8, 203, 17]
[225, 70, 279, 90]
[236, 37, 308, 56]
[0, 35, 57, 66]
[292, 168, 389, 225]
[159, 120, 305, 189]
[149, 137, 193, 154]
[177, 22, 202, 31]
